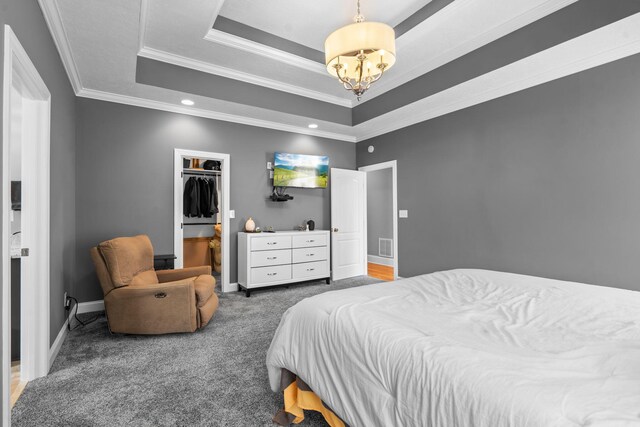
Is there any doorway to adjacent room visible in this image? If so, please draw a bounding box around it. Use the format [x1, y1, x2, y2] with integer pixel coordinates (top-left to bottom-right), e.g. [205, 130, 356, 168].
[2, 25, 52, 423]
[359, 161, 398, 281]
[174, 149, 231, 293]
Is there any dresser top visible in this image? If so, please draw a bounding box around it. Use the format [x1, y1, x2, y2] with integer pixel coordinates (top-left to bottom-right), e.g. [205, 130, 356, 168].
[239, 230, 328, 236]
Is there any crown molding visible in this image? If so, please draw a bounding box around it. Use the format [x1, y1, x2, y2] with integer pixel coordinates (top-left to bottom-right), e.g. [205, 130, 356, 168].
[355, 12, 640, 141]
[137, 0, 149, 53]
[138, 47, 354, 108]
[77, 88, 357, 143]
[37, 0, 83, 94]
[360, 0, 578, 104]
[204, 28, 329, 77]
[207, 0, 228, 36]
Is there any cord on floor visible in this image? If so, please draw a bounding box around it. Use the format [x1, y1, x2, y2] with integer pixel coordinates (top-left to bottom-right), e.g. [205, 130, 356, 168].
[66, 296, 99, 331]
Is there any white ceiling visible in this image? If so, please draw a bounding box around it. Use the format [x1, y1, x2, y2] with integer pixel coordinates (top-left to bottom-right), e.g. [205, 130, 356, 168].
[39, 0, 640, 142]
[218, 0, 433, 51]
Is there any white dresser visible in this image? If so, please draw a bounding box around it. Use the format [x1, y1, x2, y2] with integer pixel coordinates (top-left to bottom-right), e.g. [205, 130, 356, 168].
[238, 230, 330, 297]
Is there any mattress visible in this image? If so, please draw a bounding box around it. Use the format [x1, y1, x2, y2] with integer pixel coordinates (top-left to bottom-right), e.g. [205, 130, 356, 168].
[266, 269, 640, 426]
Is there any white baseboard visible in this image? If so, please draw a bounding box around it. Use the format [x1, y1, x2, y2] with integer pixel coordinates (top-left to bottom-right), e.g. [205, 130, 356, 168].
[48, 299, 104, 368]
[225, 282, 239, 293]
[77, 300, 105, 314]
[367, 255, 394, 267]
[49, 320, 68, 369]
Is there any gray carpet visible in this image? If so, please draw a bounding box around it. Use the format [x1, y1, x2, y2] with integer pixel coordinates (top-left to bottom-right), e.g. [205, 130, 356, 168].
[12, 276, 380, 426]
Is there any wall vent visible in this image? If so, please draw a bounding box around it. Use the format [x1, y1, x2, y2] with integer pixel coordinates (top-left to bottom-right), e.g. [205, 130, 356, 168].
[379, 238, 393, 258]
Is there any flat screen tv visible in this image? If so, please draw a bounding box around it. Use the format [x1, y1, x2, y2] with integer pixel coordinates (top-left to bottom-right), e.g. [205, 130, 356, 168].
[273, 152, 329, 188]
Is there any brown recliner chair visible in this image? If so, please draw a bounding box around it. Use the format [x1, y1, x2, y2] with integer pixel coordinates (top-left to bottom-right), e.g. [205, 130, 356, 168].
[90, 235, 218, 334]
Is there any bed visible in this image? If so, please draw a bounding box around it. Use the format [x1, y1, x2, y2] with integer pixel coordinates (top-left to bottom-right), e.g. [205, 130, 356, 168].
[266, 269, 640, 426]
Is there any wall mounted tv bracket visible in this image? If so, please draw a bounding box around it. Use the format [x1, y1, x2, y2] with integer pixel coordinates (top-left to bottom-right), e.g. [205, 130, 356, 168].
[271, 186, 294, 202]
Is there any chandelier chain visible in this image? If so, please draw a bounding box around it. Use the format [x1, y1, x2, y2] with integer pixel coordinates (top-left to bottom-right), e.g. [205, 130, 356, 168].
[354, 0, 364, 23]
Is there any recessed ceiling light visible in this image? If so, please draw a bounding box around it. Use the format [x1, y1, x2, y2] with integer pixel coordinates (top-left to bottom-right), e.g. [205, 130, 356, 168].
[308, 124, 318, 129]
[181, 99, 195, 106]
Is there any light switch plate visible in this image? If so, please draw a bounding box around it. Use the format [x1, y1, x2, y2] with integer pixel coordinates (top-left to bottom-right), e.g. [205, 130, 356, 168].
[267, 161, 272, 170]
[229, 210, 235, 219]
[399, 210, 408, 218]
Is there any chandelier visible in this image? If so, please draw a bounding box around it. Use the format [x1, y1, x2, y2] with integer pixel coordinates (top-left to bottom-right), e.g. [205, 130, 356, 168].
[324, 0, 396, 100]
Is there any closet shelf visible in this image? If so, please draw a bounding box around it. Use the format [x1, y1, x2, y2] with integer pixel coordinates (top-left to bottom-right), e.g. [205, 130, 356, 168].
[182, 168, 221, 177]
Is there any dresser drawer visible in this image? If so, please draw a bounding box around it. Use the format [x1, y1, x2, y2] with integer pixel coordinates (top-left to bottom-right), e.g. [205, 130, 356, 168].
[292, 246, 328, 264]
[250, 265, 292, 284]
[251, 249, 291, 267]
[292, 260, 328, 280]
[292, 233, 327, 248]
[251, 235, 292, 251]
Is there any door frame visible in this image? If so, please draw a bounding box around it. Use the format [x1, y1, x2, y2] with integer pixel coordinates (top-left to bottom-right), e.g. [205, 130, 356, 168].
[174, 149, 231, 292]
[2, 25, 52, 424]
[358, 160, 399, 280]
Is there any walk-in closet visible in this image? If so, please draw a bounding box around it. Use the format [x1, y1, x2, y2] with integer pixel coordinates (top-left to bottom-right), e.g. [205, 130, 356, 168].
[174, 149, 231, 293]
[182, 158, 222, 282]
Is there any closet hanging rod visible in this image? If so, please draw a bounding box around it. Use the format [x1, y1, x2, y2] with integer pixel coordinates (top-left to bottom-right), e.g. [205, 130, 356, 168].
[183, 222, 218, 226]
[182, 169, 221, 177]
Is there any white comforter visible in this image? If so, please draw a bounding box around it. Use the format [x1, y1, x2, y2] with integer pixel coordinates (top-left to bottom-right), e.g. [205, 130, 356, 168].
[266, 269, 640, 427]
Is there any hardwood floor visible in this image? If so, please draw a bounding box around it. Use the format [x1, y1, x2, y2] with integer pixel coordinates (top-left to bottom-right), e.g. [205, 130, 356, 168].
[11, 361, 26, 408]
[368, 262, 394, 281]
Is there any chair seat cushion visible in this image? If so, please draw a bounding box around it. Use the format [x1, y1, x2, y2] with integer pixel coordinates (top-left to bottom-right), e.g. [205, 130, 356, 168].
[194, 275, 215, 307]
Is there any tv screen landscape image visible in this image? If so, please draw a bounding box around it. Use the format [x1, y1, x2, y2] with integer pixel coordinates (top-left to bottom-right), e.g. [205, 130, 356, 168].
[273, 152, 329, 188]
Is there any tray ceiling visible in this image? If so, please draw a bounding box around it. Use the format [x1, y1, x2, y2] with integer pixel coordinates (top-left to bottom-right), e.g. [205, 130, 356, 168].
[39, 0, 640, 142]
[218, 0, 433, 51]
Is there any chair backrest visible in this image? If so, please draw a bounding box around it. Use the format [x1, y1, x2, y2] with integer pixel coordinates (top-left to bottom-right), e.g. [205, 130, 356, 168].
[94, 235, 158, 291]
[90, 246, 116, 296]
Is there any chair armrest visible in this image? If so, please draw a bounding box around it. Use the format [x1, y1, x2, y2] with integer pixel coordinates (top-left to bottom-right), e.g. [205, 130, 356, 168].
[156, 266, 212, 283]
[104, 280, 198, 334]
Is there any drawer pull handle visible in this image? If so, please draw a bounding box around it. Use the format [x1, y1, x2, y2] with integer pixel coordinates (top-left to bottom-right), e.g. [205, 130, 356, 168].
[267, 272, 278, 276]
[267, 242, 277, 245]
[267, 257, 277, 260]
[154, 292, 167, 299]
[306, 268, 315, 272]
[306, 254, 314, 257]
[306, 240, 315, 243]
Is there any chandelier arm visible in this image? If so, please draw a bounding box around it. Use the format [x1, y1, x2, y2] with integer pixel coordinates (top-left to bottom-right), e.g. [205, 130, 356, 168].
[337, 73, 354, 91]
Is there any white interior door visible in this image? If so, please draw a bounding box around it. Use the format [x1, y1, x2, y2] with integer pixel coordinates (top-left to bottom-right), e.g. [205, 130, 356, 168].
[331, 168, 366, 281]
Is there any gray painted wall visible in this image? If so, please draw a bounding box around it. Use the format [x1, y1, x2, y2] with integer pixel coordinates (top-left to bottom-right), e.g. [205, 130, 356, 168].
[75, 98, 355, 302]
[366, 168, 393, 257]
[0, 0, 77, 348]
[357, 53, 640, 292]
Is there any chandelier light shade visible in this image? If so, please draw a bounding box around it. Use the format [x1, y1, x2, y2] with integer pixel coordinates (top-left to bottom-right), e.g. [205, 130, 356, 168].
[324, 0, 396, 100]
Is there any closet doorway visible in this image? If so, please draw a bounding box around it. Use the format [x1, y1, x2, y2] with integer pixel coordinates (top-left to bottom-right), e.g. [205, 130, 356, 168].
[2, 26, 51, 423]
[174, 149, 231, 292]
[359, 161, 398, 281]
